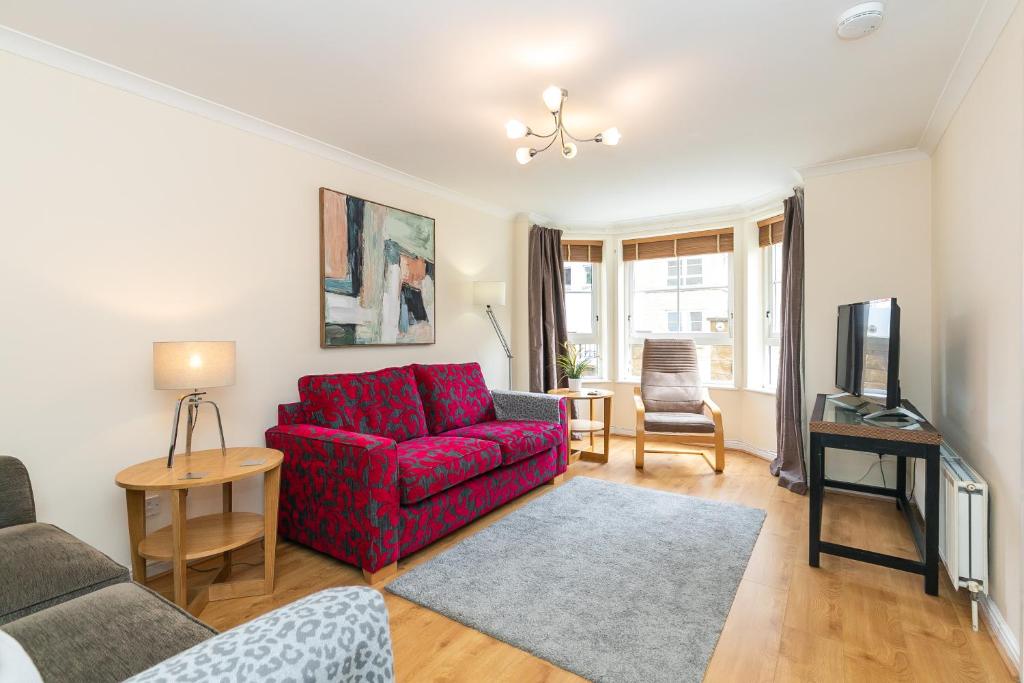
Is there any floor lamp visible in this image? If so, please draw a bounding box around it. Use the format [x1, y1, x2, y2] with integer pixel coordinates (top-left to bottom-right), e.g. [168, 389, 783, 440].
[473, 281, 512, 389]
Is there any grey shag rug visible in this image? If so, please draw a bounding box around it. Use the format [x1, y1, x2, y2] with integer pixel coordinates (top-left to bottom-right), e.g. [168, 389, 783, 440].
[387, 476, 765, 683]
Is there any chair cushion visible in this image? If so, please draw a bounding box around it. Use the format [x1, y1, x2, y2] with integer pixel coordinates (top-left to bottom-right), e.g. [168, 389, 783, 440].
[299, 366, 428, 443]
[0, 523, 130, 625]
[3, 582, 214, 683]
[444, 419, 564, 466]
[412, 362, 495, 434]
[397, 436, 502, 504]
[641, 370, 704, 414]
[644, 412, 716, 434]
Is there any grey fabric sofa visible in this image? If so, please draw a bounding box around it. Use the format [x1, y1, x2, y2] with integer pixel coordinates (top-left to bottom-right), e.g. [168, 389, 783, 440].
[0, 456, 130, 625]
[0, 455, 395, 682]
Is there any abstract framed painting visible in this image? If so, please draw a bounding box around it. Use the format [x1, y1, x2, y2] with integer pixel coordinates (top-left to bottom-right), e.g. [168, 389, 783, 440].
[319, 188, 436, 347]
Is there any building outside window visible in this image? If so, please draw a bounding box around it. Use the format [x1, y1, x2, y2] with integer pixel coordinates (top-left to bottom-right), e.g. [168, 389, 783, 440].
[623, 231, 734, 384]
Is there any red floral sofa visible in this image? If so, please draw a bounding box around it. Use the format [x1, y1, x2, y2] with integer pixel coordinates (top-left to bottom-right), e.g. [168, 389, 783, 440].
[265, 362, 568, 582]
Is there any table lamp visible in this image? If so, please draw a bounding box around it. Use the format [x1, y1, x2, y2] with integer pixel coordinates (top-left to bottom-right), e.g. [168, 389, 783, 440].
[154, 341, 235, 468]
[473, 282, 512, 389]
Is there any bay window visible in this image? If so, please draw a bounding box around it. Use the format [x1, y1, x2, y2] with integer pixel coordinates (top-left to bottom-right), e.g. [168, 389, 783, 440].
[562, 240, 603, 378]
[622, 228, 734, 384]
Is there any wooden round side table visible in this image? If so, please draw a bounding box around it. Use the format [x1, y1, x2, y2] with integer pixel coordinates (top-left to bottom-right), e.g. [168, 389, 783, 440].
[115, 446, 283, 616]
[547, 388, 614, 464]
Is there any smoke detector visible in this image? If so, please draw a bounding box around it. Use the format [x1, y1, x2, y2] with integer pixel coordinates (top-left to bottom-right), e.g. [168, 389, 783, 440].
[837, 2, 885, 40]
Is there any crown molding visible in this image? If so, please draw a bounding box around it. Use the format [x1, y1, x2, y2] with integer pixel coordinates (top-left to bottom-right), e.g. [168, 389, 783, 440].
[797, 148, 930, 180]
[918, 0, 1021, 152]
[0, 25, 515, 220]
[560, 188, 791, 236]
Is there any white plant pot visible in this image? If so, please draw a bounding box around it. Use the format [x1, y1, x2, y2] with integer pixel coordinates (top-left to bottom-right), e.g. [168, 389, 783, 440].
[568, 378, 584, 392]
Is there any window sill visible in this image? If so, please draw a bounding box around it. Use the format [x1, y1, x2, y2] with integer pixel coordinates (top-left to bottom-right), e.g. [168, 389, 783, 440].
[745, 386, 777, 396]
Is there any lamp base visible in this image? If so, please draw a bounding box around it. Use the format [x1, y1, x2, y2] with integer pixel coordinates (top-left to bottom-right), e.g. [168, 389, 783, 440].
[167, 391, 227, 468]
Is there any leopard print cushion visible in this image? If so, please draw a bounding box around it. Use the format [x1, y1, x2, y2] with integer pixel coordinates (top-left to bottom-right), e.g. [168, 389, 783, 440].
[126, 587, 393, 683]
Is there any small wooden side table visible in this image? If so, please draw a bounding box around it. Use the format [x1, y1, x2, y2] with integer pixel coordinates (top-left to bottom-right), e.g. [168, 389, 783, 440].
[548, 388, 613, 464]
[115, 447, 283, 616]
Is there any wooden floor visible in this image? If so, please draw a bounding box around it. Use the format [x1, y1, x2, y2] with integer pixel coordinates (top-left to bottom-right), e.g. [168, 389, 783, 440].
[148, 437, 1015, 682]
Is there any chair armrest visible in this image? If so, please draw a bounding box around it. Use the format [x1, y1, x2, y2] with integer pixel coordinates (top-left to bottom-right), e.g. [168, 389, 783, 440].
[633, 387, 645, 431]
[491, 390, 562, 423]
[125, 587, 394, 683]
[702, 393, 724, 430]
[0, 456, 35, 528]
[265, 425, 399, 572]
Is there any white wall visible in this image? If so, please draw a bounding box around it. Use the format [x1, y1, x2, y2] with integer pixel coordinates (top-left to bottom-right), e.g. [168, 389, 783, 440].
[804, 159, 933, 488]
[0, 51, 514, 567]
[930, 2, 1023, 647]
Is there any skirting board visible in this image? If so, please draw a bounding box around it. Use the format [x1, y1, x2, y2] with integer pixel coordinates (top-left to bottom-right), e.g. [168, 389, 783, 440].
[979, 592, 1022, 678]
[608, 426, 775, 461]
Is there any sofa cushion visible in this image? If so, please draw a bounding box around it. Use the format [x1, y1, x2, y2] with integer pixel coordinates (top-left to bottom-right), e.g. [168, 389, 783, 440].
[0, 523, 130, 625]
[644, 412, 716, 434]
[3, 582, 214, 683]
[444, 420, 564, 466]
[397, 436, 502, 504]
[299, 366, 428, 443]
[412, 363, 495, 434]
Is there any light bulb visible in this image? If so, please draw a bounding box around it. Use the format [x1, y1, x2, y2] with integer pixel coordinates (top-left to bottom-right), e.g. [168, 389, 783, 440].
[561, 142, 578, 159]
[598, 127, 621, 146]
[515, 147, 536, 165]
[188, 353, 203, 369]
[505, 119, 529, 139]
[542, 85, 565, 112]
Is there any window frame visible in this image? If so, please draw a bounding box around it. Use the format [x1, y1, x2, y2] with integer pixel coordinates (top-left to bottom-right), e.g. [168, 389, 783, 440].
[763, 241, 782, 389]
[621, 252, 735, 385]
[564, 260, 604, 379]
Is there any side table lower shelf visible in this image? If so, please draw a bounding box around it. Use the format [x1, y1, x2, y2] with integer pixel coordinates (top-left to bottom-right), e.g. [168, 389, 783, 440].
[138, 512, 265, 561]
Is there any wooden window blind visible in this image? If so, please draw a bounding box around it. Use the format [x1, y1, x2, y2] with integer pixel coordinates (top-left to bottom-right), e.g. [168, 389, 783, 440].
[561, 240, 604, 263]
[621, 227, 734, 262]
[757, 214, 784, 247]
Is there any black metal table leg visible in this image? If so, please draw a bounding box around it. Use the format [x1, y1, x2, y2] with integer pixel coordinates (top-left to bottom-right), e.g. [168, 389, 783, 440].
[809, 433, 823, 567]
[896, 455, 907, 510]
[924, 445, 940, 595]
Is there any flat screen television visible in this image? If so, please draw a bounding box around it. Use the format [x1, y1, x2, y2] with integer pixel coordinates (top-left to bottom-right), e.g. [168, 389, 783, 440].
[835, 298, 901, 410]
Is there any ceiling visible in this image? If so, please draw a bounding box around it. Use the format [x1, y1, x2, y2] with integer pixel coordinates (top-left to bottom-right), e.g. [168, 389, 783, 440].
[0, 1, 991, 223]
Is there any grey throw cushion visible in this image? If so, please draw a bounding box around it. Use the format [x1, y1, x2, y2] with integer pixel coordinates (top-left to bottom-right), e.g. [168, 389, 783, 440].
[0, 456, 35, 529]
[126, 587, 394, 683]
[641, 370, 704, 414]
[492, 390, 562, 423]
[644, 412, 715, 434]
[0, 523, 130, 625]
[2, 583, 214, 683]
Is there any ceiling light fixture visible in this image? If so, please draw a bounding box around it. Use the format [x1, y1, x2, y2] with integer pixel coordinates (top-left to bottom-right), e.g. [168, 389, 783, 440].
[507, 86, 620, 165]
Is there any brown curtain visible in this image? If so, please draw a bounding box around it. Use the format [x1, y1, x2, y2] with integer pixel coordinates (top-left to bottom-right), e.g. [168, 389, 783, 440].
[771, 188, 807, 493]
[528, 225, 568, 393]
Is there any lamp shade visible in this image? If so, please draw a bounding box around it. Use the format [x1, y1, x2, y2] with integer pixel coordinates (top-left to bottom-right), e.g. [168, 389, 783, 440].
[473, 281, 506, 307]
[153, 341, 236, 390]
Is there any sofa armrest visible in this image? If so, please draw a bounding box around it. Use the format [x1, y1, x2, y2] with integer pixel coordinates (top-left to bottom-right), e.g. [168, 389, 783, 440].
[0, 456, 35, 529]
[277, 401, 308, 426]
[491, 391, 569, 474]
[126, 587, 394, 683]
[491, 390, 563, 424]
[265, 425, 400, 572]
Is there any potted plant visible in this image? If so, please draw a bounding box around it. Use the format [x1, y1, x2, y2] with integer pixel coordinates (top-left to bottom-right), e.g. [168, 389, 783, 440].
[556, 342, 596, 392]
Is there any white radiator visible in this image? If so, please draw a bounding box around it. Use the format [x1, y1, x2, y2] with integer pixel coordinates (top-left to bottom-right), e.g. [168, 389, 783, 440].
[937, 445, 989, 630]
